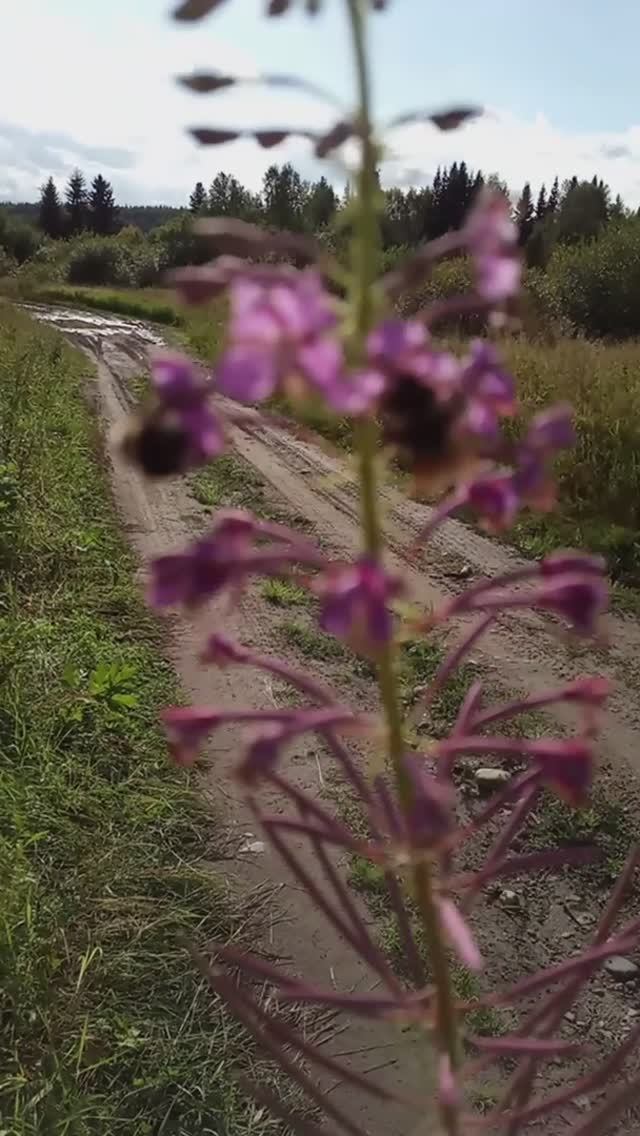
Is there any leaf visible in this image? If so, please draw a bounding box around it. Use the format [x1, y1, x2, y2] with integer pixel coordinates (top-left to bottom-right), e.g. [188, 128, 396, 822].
[431, 106, 480, 131]
[173, 0, 228, 19]
[112, 693, 140, 710]
[178, 72, 236, 94]
[315, 119, 354, 157]
[388, 105, 480, 131]
[179, 70, 341, 107]
[254, 130, 292, 149]
[190, 128, 240, 145]
[63, 662, 80, 689]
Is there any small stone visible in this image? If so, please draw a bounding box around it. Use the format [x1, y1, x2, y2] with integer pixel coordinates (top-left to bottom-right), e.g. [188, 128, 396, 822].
[605, 956, 639, 981]
[500, 888, 521, 911]
[239, 840, 265, 854]
[575, 913, 594, 927]
[475, 767, 511, 794]
[564, 1012, 576, 1022]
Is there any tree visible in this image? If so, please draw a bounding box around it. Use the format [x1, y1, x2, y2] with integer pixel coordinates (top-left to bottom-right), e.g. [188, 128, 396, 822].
[515, 182, 535, 245]
[38, 177, 63, 238]
[547, 176, 560, 216]
[208, 171, 255, 219]
[306, 177, 338, 230]
[65, 169, 88, 235]
[189, 181, 207, 213]
[89, 174, 117, 235]
[535, 184, 547, 221]
[556, 178, 610, 245]
[263, 163, 308, 231]
[610, 193, 626, 220]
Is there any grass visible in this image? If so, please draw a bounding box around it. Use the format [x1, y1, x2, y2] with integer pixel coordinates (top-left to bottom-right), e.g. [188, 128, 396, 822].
[528, 787, 637, 886]
[0, 304, 288, 1134]
[280, 619, 347, 663]
[189, 451, 273, 514]
[15, 282, 184, 326]
[261, 578, 310, 608]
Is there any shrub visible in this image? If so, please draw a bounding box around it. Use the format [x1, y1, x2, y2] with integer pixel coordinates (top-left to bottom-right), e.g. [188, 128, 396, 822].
[65, 235, 160, 288]
[0, 248, 18, 278]
[546, 218, 640, 338]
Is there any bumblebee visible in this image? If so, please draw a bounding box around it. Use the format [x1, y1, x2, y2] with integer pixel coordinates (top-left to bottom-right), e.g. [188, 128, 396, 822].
[117, 406, 192, 477]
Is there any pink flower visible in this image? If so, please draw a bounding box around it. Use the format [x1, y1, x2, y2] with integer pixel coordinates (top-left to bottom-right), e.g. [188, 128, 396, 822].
[216, 270, 381, 413]
[536, 573, 608, 635]
[464, 189, 521, 305]
[149, 511, 323, 609]
[149, 511, 257, 608]
[467, 474, 520, 532]
[313, 556, 404, 656]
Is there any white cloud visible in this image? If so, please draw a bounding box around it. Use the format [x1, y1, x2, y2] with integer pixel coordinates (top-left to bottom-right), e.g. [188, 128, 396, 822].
[2, 2, 640, 207]
[382, 110, 640, 204]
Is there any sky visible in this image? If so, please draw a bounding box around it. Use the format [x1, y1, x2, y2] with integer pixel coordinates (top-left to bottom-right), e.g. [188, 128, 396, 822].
[2, 0, 640, 207]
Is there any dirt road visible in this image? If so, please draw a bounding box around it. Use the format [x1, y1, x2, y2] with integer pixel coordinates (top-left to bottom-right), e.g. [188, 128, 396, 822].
[28, 302, 640, 1134]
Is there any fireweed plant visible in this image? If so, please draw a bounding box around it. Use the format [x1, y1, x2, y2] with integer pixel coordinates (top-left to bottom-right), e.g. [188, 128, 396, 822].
[118, 1, 640, 1132]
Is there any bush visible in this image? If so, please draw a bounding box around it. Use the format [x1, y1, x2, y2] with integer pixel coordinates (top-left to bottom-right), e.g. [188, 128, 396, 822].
[0, 212, 41, 265]
[546, 219, 640, 339]
[397, 256, 486, 334]
[66, 235, 160, 288]
[522, 268, 575, 341]
[151, 214, 210, 270]
[67, 236, 132, 286]
[0, 248, 18, 278]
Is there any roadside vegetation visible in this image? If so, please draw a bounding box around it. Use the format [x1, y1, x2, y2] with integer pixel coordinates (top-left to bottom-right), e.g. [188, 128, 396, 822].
[0, 304, 286, 1134]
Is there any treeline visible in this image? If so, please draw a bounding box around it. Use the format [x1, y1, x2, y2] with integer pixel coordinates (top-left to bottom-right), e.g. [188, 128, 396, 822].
[2, 159, 640, 340]
[5, 201, 182, 234]
[188, 162, 630, 268]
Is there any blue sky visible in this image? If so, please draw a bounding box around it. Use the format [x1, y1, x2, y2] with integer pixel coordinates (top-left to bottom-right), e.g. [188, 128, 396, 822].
[2, 0, 640, 204]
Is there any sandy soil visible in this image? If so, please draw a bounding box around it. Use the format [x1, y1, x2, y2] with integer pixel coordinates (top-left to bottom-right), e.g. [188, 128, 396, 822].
[27, 302, 640, 1135]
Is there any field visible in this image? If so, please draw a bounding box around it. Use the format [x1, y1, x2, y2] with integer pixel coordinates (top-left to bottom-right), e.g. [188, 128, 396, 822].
[0, 304, 285, 1134]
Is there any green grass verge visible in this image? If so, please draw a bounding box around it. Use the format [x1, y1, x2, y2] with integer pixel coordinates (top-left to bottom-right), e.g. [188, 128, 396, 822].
[12, 282, 184, 326]
[0, 304, 285, 1134]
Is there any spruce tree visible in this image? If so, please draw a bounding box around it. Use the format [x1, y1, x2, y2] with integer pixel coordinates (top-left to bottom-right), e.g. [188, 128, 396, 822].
[189, 181, 207, 212]
[547, 176, 559, 215]
[306, 176, 338, 229]
[38, 177, 63, 238]
[65, 169, 88, 235]
[535, 184, 547, 221]
[89, 174, 117, 235]
[515, 182, 535, 245]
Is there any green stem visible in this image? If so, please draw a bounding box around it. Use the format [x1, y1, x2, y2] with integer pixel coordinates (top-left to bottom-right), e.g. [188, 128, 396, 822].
[345, 0, 461, 1118]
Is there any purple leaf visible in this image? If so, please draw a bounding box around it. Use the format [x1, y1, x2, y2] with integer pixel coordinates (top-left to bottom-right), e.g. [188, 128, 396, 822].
[190, 127, 239, 145]
[178, 72, 236, 93]
[389, 105, 480, 131]
[173, 0, 228, 18]
[315, 119, 355, 157]
[255, 129, 293, 148]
